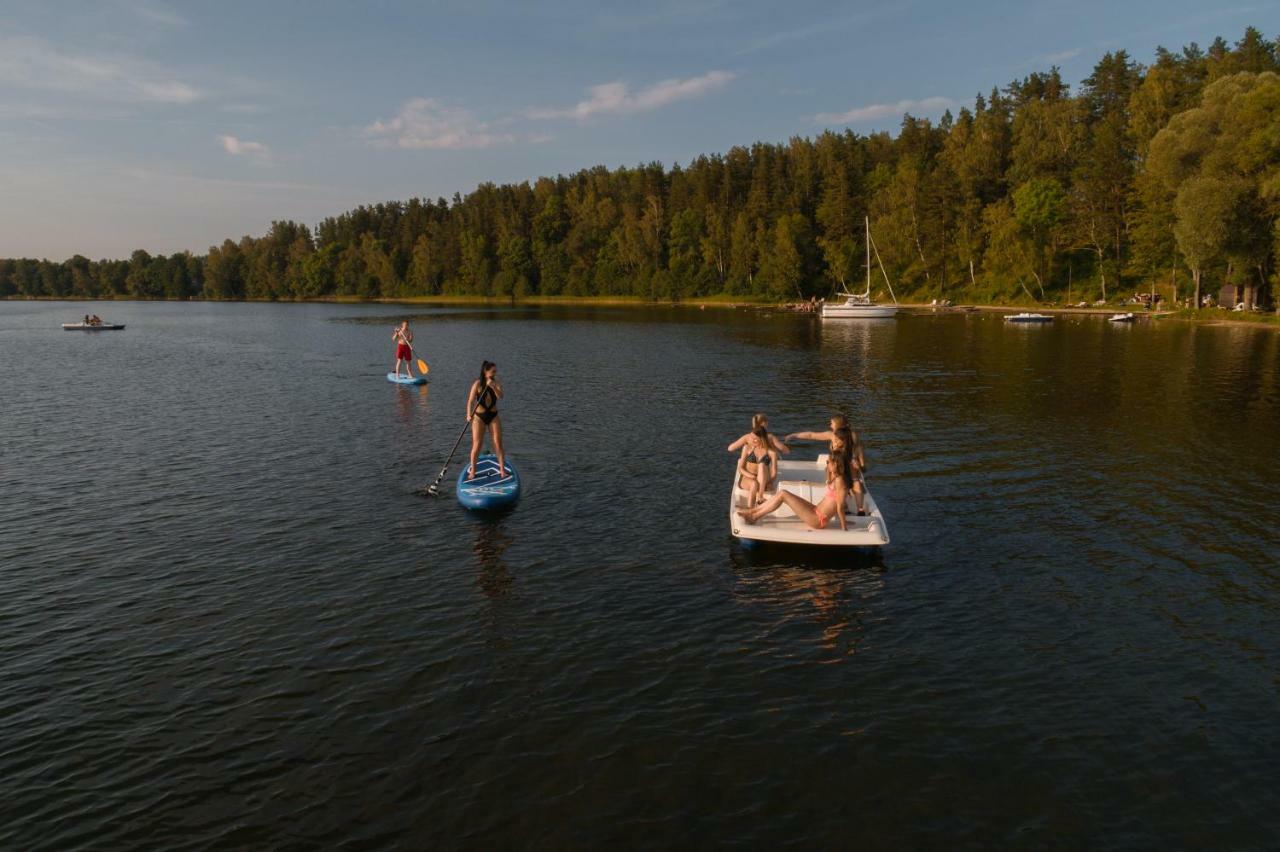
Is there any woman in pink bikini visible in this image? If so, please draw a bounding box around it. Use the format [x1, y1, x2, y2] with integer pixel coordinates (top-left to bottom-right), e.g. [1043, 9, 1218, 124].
[736, 450, 856, 531]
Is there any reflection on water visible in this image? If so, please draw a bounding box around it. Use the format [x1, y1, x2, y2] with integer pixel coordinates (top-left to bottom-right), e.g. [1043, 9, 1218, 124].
[2, 300, 1278, 849]
[730, 545, 887, 656]
[472, 519, 513, 600]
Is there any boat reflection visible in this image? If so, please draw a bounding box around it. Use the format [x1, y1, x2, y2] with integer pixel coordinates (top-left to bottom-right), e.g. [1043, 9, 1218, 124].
[728, 545, 887, 655]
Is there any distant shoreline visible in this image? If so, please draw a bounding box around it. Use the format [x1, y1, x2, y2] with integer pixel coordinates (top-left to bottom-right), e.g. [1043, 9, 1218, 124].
[8, 294, 1278, 327]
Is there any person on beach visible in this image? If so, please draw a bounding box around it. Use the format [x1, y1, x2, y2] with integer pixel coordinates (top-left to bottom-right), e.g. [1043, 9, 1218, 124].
[392, 321, 416, 379]
[785, 414, 867, 514]
[466, 360, 505, 480]
[727, 413, 789, 455]
[738, 450, 857, 530]
[736, 423, 779, 507]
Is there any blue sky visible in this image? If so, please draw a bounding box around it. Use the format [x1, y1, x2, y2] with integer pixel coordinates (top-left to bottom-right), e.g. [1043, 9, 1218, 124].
[0, 0, 1275, 259]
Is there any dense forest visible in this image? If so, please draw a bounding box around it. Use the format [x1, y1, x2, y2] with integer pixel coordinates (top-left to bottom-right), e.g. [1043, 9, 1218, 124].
[4, 28, 1279, 310]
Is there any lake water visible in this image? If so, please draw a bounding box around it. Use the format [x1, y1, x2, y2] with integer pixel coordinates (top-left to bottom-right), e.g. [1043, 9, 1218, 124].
[2, 301, 1278, 849]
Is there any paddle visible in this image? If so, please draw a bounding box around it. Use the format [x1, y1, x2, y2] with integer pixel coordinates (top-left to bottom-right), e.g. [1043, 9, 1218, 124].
[422, 391, 487, 496]
[405, 342, 429, 376]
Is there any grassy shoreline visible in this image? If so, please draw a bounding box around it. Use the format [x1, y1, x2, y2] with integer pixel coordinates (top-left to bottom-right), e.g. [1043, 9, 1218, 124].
[7, 294, 1278, 327]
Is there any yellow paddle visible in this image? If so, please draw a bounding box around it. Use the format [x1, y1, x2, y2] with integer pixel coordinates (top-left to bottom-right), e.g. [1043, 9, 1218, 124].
[417, 357, 429, 375]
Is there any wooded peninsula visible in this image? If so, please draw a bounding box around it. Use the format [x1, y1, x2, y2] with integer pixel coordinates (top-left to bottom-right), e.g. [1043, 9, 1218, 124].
[4, 27, 1278, 313]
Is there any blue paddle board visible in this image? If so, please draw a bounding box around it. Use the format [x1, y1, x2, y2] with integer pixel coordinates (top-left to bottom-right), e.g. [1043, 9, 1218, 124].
[387, 372, 427, 385]
[457, 453, 519, 510]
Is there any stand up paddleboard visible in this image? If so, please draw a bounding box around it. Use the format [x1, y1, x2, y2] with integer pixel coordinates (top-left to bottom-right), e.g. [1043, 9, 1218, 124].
[457, 453, 519, 510]
[386, 373, 428, 385]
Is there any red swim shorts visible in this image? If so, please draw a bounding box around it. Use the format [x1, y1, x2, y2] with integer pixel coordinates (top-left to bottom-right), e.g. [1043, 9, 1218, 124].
[396, 343, 412, 360]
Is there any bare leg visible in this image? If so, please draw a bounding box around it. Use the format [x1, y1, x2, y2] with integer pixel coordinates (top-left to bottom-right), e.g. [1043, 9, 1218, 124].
[489, 416, 505, 475]
[467, 418, 483, 479]
[738, 490, 823, 528]
[852, 478, 866, 514]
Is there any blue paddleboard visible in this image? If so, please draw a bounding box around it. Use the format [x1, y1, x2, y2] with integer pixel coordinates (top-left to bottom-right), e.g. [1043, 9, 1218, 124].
[387, 372, 427, 385]
[457, 454, 519, 510]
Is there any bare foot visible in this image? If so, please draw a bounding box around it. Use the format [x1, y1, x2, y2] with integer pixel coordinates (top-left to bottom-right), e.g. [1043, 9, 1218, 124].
[736, 510, 756, 525]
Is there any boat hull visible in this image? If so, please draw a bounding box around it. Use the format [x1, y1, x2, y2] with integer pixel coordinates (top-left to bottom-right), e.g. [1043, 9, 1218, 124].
[821, 305, 898, 319]
[730, 456, 889, 547]
[62, 323, 125, 330]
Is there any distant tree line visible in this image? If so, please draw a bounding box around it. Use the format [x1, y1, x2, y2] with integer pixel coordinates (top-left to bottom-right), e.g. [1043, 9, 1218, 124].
[3, 28, 1279, 309]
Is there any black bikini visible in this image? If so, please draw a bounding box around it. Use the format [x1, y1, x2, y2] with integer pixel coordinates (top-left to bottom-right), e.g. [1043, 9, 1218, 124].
[747, 449, 771, 466]
[476, 385, 499, 425]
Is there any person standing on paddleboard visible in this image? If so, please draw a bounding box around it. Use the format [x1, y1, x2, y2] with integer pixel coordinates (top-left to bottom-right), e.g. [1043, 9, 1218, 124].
[392, 321, 416, 379]
[466, 360, 505, 480]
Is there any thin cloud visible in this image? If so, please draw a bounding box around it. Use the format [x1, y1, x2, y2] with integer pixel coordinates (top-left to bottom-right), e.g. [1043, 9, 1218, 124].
[364, 98, 514, 150]
[1037, 48, 1083, 65]
[736, 5, 909, 55]
[118, 0, 188, 28]
[218, 134, 271, 164]
[0, 34, 200, 104]
[528, 70, 735, 122]
[815, 96, 956, 125]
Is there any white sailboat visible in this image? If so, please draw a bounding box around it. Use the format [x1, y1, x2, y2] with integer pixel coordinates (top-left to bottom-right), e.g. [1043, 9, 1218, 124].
[822, 217, 899, 319]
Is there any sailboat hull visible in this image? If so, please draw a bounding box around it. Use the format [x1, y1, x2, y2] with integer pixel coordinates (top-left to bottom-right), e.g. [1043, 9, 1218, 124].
[821, 302, 898, 318]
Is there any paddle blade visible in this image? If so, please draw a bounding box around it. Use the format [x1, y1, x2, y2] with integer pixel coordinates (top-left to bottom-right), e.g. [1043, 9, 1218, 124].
[417, 359, 430, 375]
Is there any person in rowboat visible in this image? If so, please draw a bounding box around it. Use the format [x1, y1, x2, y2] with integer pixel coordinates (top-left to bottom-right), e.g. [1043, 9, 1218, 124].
[785, 414, 867, 514]
[727, 413, 788, 455]
[736, 423, 779, 507]
[737, 450, 856, 530]
[466, 360, 505, 480]
[391, 321, 416, 379]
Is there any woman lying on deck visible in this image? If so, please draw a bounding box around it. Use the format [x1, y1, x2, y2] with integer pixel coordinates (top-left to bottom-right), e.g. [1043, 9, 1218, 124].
[737, 450, 860, 531]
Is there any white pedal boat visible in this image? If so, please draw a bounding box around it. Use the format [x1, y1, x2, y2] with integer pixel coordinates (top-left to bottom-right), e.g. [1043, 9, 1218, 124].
[729, 454, 890, 548]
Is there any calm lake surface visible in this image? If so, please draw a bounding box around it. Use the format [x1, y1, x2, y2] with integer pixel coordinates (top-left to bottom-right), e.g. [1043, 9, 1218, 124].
[2, 301, 1278, 849]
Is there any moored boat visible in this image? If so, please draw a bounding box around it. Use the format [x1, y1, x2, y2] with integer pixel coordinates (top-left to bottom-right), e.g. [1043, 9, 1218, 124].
[62, 322, 125, 331]
[1004, 313, 1053, 323]
[821, 217, 899, 320]
[1108, 312, 1137, 323]
[729, 454, 889, 548]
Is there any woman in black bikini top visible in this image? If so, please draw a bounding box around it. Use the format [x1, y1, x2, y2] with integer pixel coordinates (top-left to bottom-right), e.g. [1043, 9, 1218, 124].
[736, 424, 778, 507]
[466, 360, 506, 480]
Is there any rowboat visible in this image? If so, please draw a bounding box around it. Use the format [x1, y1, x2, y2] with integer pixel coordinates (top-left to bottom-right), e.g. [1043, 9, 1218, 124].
[1004, 313, 1052, 323]
[729, 454, 890, 548]
[62, 322, 125, 330]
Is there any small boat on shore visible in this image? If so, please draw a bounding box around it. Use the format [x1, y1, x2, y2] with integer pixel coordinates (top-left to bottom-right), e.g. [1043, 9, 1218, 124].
[729, 455, 889, 548]
[1109, 312, 1137, 323]
[62, 322, 125, 331]
[1005, 313, 1052, 323]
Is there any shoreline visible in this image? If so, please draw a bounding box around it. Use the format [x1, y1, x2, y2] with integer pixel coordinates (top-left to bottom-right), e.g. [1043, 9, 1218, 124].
[6, 294, 1277, 327]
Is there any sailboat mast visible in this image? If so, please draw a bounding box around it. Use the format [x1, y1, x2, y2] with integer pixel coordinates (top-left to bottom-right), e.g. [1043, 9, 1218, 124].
[864, 216, 871, 296]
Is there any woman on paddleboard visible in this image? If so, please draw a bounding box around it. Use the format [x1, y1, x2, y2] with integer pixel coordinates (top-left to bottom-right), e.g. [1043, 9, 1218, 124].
[466, 360, 505, 480]
[392, 321, 416, 379]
